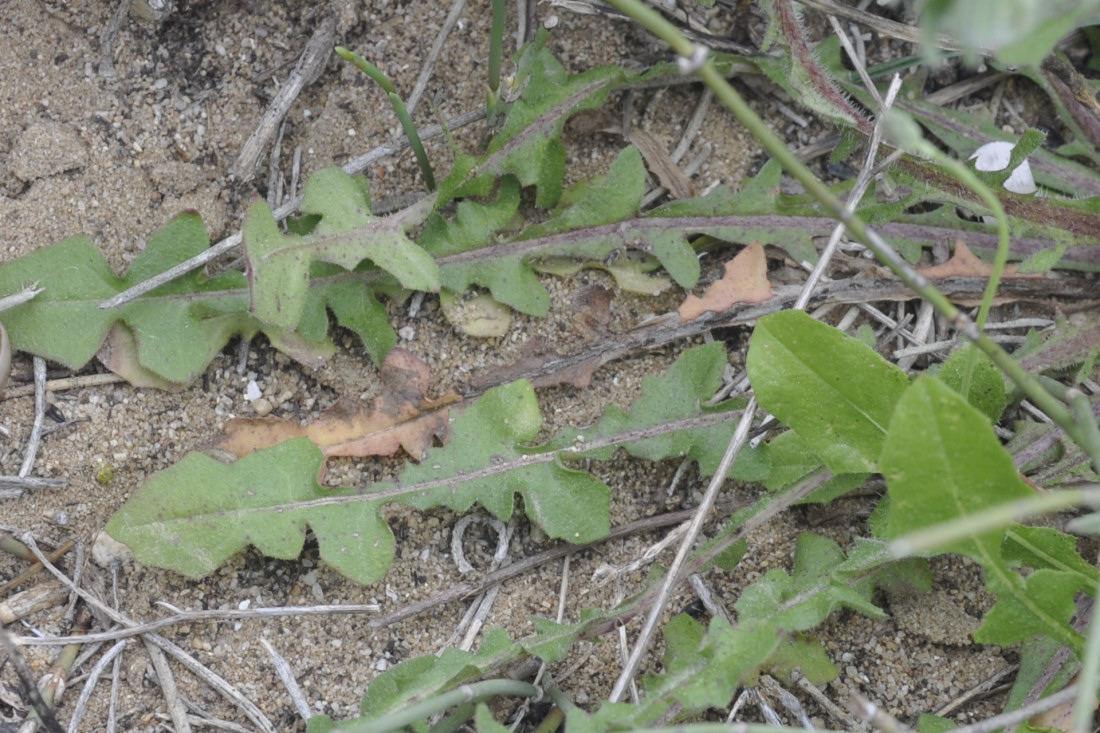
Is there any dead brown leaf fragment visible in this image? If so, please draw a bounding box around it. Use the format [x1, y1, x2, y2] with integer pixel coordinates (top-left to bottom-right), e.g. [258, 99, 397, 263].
[918, 239, 1037, 279]
[214, 349, 458, 473]
[678, 242, 774, 322]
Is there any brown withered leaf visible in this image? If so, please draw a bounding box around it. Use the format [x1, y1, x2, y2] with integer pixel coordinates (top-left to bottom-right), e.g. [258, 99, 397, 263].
[918, 239, 1038, 279]
[214, 348, 459, 474]
[678, 242, 774, 321]
[571, 284, 614, 341]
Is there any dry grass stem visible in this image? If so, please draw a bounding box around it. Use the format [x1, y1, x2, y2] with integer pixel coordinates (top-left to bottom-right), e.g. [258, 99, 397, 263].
[259, 638, 313, 723]
[231, 13, 337, 181]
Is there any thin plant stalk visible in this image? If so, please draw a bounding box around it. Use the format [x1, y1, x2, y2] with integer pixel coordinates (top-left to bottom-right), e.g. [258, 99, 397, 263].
[486, 0, 507, 125]
[1071, 579, 1100, 733]
[335, 46, 437, 191]
[888, 485, 1100, 558]
[599, 0, 1100, 475]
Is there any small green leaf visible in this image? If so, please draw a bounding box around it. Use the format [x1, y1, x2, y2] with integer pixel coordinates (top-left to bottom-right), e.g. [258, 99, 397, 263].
[1003, 636, 1080, 724]
[760, 431, 822, 491]
[937, 344, 1008, 422]
[662, 613, 707, 677]
[450, 36, 625, 207]
[549, 343, 740, 475]
[533, 253, 672, 296]
[1017, 240, 1069, 274]
[734, 533, 884, 631]
[656, 616, 781, 711]
[358, 627, 515, 718]
[917, 714, 957, 733]
[757, 431, 867, 502]
[305, 271, 397, 366]
[765, 634, 838, 685]
[245, 168, 439, 330]
[473, 705, 512, 733]
[522, 146, 644, 239]
[747, 310, 909, 473]
[1003, 525, 1098, 582]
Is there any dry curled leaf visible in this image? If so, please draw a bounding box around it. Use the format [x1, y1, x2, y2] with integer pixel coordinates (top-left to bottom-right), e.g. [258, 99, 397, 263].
[570, 284, 614, 341]
[214, 348, 458, 475]
[918, 239, 1036, 279]
[678, 242, 774, 322]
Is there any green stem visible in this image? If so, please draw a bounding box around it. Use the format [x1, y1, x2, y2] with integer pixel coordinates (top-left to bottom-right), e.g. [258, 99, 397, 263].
[1071, 572, 1100, 733]
[389, 91, 437, 191]
[336, 47, 437, 191]
[487, 0, 506, 126]
[427, 702, 476, 733]
[601, 0, 1100, 474]
[335, 46, 396, 93]
[889, 485, 1100, 558]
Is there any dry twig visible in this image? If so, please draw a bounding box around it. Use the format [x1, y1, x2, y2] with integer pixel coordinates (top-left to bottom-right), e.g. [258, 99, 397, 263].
[231, 13, 337, 181]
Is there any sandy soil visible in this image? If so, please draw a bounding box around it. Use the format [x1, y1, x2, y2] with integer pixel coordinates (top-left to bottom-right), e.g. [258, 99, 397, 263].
[0, 0, 1035, 730]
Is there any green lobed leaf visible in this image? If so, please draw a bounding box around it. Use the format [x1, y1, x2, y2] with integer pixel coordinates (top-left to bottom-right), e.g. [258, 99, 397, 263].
[747, 310, 910, 473]
[106, 342, 767, 584]
[105, 439, 395, 582]
[546, 343, 748, 477]
[444, 32, 625, 208]
[632, 615, 780, 719]
[650, 161, 820, 265]
[107, 379, 614, 583]
[245, 167, 440, 331]
[421, 177, 547, 313]
[521, 145, 645, 239]
[301, 265, 397, 366]
[426, 147, 702, 312]
[400, 380, 610, 543]
[0, 214, 338, 384]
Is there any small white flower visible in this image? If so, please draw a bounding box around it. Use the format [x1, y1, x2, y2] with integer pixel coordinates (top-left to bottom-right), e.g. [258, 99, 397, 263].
[970, 140, 1037, 194]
